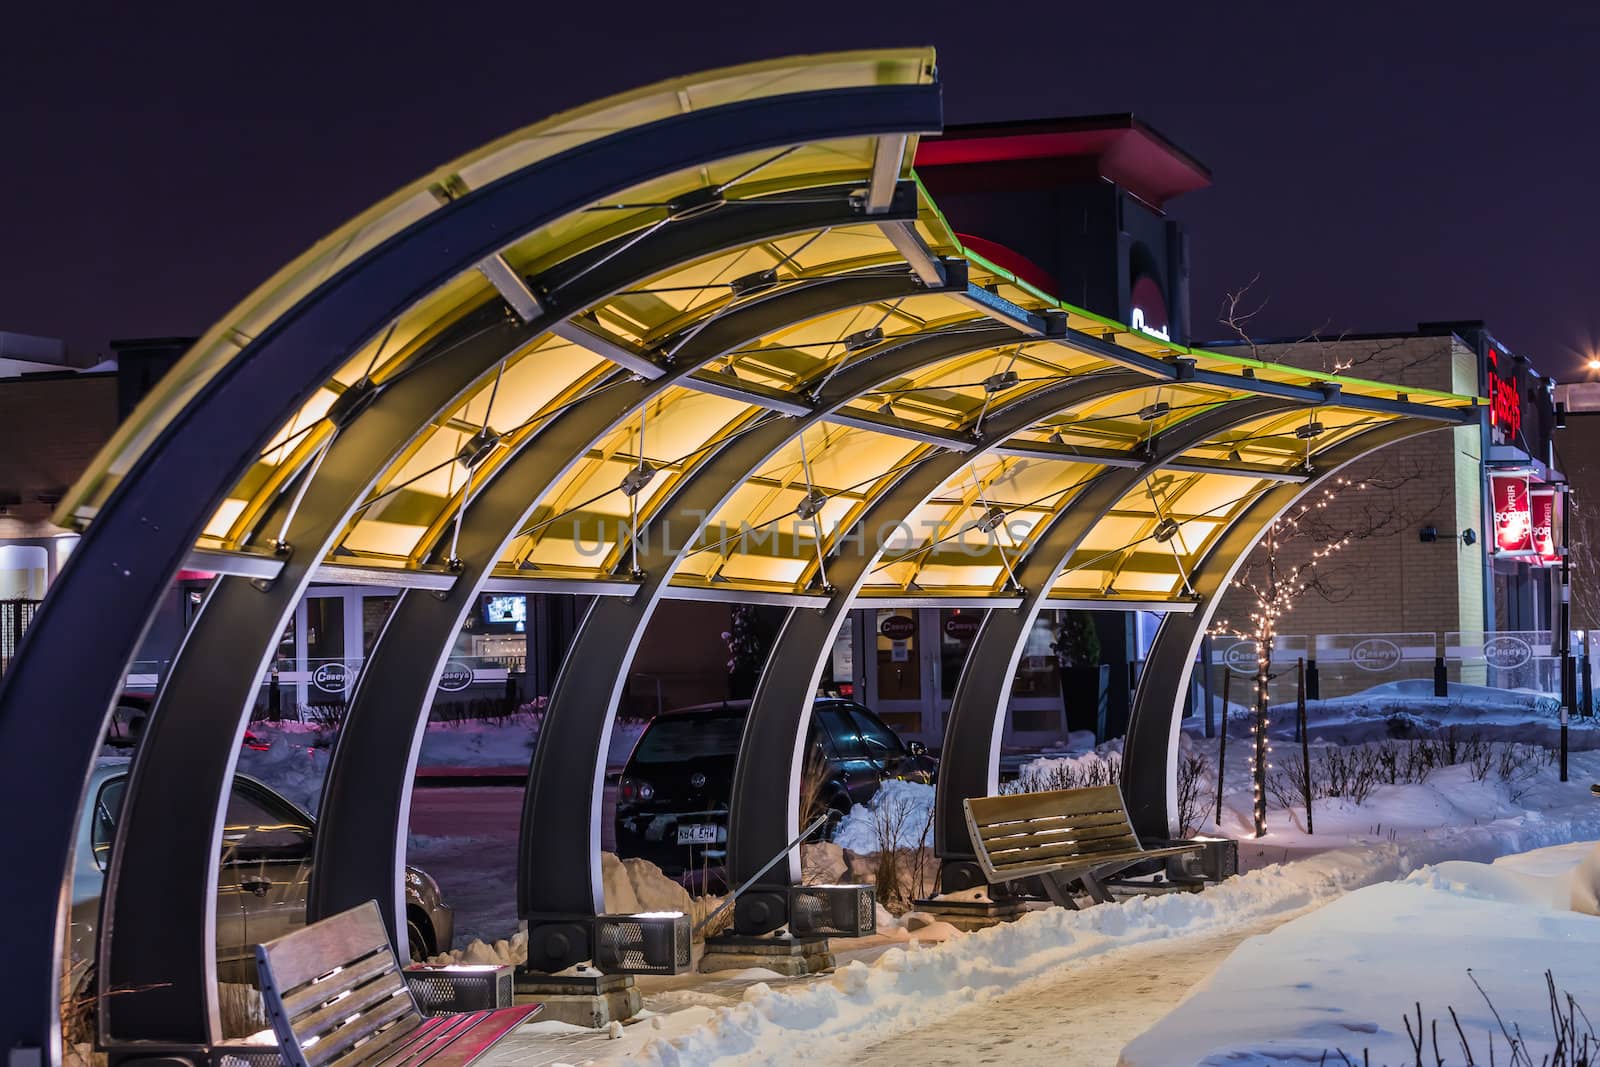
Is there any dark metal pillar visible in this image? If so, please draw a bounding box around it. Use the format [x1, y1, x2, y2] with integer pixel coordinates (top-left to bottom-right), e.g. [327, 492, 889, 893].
[933, 398, 1296, 891]
[725, 372, 1151, 932]
[1122, 420, 1438, 839]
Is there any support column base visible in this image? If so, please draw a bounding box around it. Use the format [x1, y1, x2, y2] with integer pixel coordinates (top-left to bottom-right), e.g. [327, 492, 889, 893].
[513, 970, 640, 1029]
[698, 934, 834, 976]
[910, 896, 1030, 931]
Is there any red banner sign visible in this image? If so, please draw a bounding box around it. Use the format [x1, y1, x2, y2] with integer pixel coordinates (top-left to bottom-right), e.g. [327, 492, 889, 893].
[1530, 487, 1560, 566]
[1491, 472, 1534, 555]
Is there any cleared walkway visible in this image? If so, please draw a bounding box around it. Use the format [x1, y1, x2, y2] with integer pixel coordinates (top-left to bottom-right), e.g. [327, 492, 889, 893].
[835, 911, 1306, 1067]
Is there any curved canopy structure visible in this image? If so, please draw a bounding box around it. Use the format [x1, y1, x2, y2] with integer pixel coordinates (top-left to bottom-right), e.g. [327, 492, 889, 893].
[0, 48, 1479, 1064]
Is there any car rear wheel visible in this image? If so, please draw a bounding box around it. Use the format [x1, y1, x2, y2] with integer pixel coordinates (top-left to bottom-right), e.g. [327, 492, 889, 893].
[407, 915, 434, 962]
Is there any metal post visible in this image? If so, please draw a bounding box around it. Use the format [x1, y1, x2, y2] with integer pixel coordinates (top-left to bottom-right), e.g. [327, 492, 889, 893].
[1306, 657, 1319, 701]
[1201, 634, 1215, 738]
[1298, 657, 1312, 835]
[1215, 666, 1229, 826]
[1560, 484, 1571, 782]
[1583, 647, 1593, 718]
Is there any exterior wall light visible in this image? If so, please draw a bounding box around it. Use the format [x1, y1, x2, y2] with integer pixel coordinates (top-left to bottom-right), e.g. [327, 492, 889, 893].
[403, 962, 515, 1012]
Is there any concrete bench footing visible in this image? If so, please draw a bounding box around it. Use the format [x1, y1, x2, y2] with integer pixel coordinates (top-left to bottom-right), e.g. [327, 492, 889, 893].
[698, 934, 834, 976]
[514, 970, 640, 1028]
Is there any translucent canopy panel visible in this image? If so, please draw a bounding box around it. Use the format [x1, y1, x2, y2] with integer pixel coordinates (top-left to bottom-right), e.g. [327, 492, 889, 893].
[57, 47, 1479, 613]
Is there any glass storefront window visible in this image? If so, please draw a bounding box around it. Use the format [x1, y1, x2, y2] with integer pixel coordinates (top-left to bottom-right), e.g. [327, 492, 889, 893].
[938, 609, 980, 699]
[822, 624, 855, 697]
[305, 597, 344, 662]
[1012, 612, 1062, 698]
[362, 595, 397, 655]
[874, 609, 920, 701]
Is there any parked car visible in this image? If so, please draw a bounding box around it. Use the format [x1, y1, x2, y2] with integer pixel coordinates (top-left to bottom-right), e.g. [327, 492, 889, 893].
[614, 697, 937, 875]
[69, 765, 454, 996]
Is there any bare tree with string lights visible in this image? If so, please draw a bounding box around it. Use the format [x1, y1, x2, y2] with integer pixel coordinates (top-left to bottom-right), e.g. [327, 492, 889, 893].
[1207, 283, 1447, 836]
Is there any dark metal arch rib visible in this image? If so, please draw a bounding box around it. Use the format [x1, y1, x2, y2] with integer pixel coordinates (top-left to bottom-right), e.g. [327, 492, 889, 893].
[94, 191, 903, 1044]
[0, 80, 941, 1060]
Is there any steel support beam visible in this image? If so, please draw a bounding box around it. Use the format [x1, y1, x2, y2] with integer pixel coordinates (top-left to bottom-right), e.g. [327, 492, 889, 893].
[0, 79, 942, 1062]
[307, 271, 963, 959]
[1120, 419, 1441, 839]
[723, 371, 1150, 933]
[930, 399, 1299, 892]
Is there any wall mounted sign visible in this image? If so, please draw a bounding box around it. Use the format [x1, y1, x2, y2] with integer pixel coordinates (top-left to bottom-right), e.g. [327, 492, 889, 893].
[1224, 640, 1260, 676]
[1349, 638, 1403, 672]
[1486, 348, 1524, 446]
[879, 614, 916, 640]
[1490, 472, 1534, 555]
[311, 662, 350, 694]
[437, 660, 475, 692]
[943, 614, 981, 639]
[1482, 634, 1532, 671]
[1129, 274, 1171, 341]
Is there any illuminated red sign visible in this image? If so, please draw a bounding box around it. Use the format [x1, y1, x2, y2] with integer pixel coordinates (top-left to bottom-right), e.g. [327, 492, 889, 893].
[1491, 472, 1534, 555]
[1486, 349, 1523, 444]
[1530, 487, 1560, 566]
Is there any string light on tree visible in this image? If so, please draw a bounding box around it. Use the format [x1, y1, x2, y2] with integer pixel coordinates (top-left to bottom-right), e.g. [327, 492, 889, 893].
[1210, 475, 1376, 838]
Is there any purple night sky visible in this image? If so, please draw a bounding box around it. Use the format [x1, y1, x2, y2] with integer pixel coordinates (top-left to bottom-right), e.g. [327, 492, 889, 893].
[5, 3, 1598, 376]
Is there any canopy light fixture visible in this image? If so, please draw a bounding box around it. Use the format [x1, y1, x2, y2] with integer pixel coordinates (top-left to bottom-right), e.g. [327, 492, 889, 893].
[982, 370, 1020, 394]
[1294, 421, 1326, 440]
[594, 912, 691, 975]
[325, 376, 382, 429]
[1138, 401, 1171, 422]
[795, 488, 828, 520]
[1153, 517, 1181, 543]
[975, 505, 1007, 534]
[455, 428, 502, 469]
[666, 186, 725, 221]
[844, 326, 884, 352]
[729, 267, 779, 298]
[619, 461, 657, 497]
[787, 885, 876, 938]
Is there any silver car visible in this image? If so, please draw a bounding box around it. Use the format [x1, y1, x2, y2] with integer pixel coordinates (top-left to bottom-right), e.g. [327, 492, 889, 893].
[69, 764, 453, 994]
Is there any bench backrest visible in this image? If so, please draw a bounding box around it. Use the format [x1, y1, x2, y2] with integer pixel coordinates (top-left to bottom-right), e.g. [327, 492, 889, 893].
[964, 785, 1141, 882]
[256, 900, 423, 1067]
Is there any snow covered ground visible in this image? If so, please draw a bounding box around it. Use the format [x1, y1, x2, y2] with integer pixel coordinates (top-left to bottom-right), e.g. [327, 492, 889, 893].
[575, 761, 1600, 1066]
[1121, 839, 1600, 1065]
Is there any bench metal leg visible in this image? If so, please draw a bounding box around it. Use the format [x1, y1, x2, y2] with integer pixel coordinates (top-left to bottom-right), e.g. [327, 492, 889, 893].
[1039, 872, 1080, 910]
[1079, 870, 1114, 905]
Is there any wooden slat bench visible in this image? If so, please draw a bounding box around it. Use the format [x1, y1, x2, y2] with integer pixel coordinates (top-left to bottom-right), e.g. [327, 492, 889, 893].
[256, 901, 538, 1067]
[964, 786, 1205, 908]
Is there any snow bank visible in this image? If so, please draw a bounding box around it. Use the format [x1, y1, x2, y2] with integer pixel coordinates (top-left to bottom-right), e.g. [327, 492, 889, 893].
[431, 852, 712, 966]
[628, 800, 1600, 1065]
[1121, 840, 1600, 1066]
[831, 780, 935, 853]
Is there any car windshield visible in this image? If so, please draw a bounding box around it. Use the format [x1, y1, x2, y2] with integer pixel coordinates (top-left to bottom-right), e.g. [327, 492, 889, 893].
[631, 714, 744, 765]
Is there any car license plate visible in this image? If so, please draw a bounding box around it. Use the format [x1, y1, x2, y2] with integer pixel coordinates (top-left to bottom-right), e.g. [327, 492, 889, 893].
[677, 823, 718, 845]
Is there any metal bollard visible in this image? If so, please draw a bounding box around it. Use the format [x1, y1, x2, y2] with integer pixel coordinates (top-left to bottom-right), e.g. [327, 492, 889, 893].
[1433, 655, 1448, 698]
